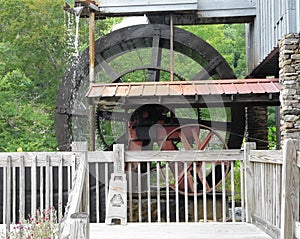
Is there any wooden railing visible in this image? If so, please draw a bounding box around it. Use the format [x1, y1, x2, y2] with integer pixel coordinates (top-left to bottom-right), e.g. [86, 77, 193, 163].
[1, 139, 299, 238]
[245, 139, 300, 239]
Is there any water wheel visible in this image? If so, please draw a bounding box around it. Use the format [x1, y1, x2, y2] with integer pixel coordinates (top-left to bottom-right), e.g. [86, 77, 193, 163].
[55, 24, 245, 196]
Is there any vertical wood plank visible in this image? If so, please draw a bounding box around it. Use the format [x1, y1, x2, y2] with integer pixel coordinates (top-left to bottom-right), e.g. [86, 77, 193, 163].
[50, 159, 53, 208]
[12, 167, 16, 224]
[128, 163, 133, 222]
[71, 154, 76, 184]
[184, 162, 188, 223]
[212, 162, 216, 222]
[31, 155, 37, 217]
[147, 162, 151, 223]
[138, 162, 142, 222]
[95, 163, 100, 223]
[40, 166, 44, 214]
[231, 161, 235, 222]
[166, 162, 170, 223]
[72, 142, 89, 213]
[244, 142, 256, 223]
[193, 162, 198, 222]
[221, 161, 226, 222]
[45, 156, 50, 210]
[58, 155, 64, 221]
[280, 139, 300, 239]
[68, 165, 71, 194]
[240, 158, 245, 222]
[6, 156, 12, 233]
[175, 162, 179, 223]
[202, 162, 207, 223]
[19, 156, 25, 220]
[260, 163, 265, 220]
[275, 164, 281, 227]
[156, 162, 161, 223]
[3, 163, 7, 224]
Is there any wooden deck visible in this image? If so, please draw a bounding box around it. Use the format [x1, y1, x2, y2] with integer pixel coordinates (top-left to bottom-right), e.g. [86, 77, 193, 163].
[90, 223, 272, 239]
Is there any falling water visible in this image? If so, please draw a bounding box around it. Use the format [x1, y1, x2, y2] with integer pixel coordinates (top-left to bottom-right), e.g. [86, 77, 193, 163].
[69, 6, 90, 144]
[73, 6, 84, 58]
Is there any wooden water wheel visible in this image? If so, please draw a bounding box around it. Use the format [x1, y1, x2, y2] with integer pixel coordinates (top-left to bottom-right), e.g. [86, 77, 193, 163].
[55, 24, 245, 195]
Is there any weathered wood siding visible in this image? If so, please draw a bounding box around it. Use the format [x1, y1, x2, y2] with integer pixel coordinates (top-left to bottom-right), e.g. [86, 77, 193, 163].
[246, 0, 300, 75]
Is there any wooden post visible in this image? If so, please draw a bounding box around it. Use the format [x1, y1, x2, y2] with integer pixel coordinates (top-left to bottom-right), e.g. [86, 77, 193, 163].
[45, 156, 51, 210]
[70, 213, 89, 239]
[60, 142, 89, 239]
[31, 155, 37, 217]
[19, 156, 25, 220]
[72, 142, 89, 213]
[89, 10, 96, 151]
[6, 156, 12, 235]
[105, 144, 127, 225]
[280, 139, 300, 239]
[244, 142, 256, 223]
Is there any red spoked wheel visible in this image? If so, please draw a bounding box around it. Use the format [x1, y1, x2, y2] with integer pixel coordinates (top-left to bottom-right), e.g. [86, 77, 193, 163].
[159, 124, 231, 196]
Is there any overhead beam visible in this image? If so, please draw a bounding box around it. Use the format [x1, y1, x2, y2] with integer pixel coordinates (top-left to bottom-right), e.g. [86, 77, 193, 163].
[73, 0, 256, 24]
[94, 0, 198, 14]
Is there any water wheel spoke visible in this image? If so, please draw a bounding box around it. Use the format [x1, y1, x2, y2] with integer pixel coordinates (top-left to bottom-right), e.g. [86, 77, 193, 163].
[191, 127, 201, 149]
[198, 131, 214, 150]
[149, 35, 162, 82]
[191, 55, 224, 80]
[98, 55, 120, 81]
[180, 132, 193, 150]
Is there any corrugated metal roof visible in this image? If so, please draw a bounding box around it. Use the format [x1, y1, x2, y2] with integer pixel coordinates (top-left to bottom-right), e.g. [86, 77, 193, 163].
[87, 78, 280, 98]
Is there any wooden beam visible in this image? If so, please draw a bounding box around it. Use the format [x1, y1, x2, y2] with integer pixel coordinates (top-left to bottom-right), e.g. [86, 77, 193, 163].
[244, 142, 256, 223]
[280, 139, 300, 239]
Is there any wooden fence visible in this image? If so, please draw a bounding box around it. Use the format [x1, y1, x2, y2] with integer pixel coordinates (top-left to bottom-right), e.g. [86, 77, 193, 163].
[0, 139, 299, 238]
[245, 139, 300, 239]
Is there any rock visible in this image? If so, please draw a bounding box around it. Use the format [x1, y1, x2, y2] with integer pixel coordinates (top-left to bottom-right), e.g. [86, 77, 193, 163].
[283, 114, 299, 122]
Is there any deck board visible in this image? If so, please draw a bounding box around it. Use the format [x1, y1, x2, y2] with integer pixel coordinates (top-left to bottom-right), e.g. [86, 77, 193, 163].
[90, 223, 272, 239]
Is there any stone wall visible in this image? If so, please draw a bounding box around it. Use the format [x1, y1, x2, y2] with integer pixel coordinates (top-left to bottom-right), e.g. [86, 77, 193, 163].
[279, 33, 300, 144]
[246, 106, 268, 149]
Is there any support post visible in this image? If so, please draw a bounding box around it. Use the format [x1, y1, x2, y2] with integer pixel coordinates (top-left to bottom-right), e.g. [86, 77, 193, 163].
[72, 142, 89, 214]
[69, 213, 89, 239]
[170, 14, 174, 81]
[244, 142, 256, 223]
[89, 10, 96, 151]
[280, 139, 300, 239]
[106, 144, 127, 225]
[60, 142, 89, 239]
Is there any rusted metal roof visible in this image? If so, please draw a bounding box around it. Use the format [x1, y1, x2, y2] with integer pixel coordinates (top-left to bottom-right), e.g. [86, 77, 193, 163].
[86, 78, 280, 108]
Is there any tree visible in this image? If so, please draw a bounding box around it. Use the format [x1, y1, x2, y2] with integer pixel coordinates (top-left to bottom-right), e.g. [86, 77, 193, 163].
[182, 24, 246, 78]
[0, 0, 66, 151]
[0, 70, 57, 151]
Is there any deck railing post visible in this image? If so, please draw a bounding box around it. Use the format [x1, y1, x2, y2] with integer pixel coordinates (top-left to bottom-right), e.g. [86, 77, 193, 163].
[105, 144, 127, 225]
[60, 142, 89, 239]
[71, 142, 89, 213]
[280, 139, 300, 239]
[5, 156, 12, 236]
[244, 142, 256, 223]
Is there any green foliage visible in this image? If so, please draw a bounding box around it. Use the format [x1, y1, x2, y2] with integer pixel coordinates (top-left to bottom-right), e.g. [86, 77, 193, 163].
[0, 2, 251, 152]
[0, 0, 67, 151]
[182, 24, 246, 78]
[0, 70, 57, 152]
